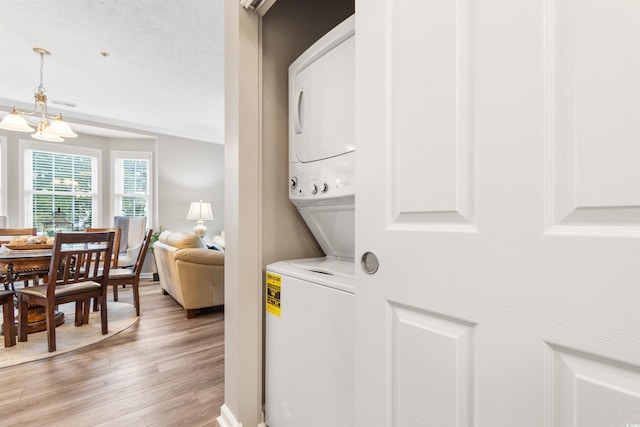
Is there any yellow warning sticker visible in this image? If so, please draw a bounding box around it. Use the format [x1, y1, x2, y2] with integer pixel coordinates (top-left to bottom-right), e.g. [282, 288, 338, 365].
[266, 272, 282, 317]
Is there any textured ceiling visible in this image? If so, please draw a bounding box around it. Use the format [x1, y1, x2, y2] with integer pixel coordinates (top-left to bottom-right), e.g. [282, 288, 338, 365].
[0, 0, 225, 143]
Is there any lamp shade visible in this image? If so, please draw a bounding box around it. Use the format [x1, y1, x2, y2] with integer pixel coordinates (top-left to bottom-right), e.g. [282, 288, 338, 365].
[0, 110, 33, 132]
[186, 200, 214, 221]
[31, 121, 64, 142]
[32, 128, 64, 142]
[47, 117, 78, 138]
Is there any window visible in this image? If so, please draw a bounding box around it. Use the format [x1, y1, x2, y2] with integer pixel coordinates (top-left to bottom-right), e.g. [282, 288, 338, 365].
[25, 148, 98, 233]
[113, 152, 151, 218]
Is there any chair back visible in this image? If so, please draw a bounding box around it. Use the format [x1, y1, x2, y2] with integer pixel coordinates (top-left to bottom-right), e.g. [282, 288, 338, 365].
[47, 231, 115, 295]
[131, 229, 154, 278]
[85, 227, 121, 269]
[0, 228, 37, 245]
[114, 216, 147, 254]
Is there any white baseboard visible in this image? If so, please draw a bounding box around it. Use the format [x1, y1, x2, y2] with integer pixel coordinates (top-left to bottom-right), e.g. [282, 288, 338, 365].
[217, 404, 243, 427]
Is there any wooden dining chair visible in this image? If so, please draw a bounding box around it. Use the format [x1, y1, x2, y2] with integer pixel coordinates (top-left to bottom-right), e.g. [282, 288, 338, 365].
[86, 227, 121, 313]
[85, 227, 121, 269]
[104, 229, 153, 317]
[0, 289, 16, 347]
[15, 231, 115, 352]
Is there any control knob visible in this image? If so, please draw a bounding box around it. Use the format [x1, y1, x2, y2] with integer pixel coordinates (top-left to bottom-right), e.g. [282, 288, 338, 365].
[311, 184, 318, 195]
[290, 177, 298, 190]
[321, 182, 329, 193]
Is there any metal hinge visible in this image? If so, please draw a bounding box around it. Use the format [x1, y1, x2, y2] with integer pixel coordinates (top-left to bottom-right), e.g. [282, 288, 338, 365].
[239, 0, 263, 11]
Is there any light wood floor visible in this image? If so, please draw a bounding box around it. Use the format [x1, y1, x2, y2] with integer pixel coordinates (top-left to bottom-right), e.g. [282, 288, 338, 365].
[0, 280, 224, 426]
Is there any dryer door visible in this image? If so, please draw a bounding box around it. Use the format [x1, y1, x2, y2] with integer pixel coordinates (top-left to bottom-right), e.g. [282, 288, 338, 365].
[290, 23, 355, 163]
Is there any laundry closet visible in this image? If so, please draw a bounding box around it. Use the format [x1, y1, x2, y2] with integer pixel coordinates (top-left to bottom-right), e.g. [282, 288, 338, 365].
[224, 0, 640, 425]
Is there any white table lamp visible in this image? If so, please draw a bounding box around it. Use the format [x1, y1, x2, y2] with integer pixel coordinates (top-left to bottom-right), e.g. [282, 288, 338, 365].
[186, 200, 214, 238]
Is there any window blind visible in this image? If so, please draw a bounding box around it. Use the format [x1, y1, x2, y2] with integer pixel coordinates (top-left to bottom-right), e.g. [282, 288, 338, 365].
[116, 158, 149, 217]
[29, 150, 97, 232]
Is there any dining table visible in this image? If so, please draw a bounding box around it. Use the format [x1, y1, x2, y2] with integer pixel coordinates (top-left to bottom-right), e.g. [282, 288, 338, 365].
[0, 245, 65, 334]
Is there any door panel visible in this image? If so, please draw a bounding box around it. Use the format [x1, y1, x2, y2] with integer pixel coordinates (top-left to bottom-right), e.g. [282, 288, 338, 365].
[355, 0, 640, 426]
[390, 0, 474, 229]
[550, 346, 640, 427]
[548, 0, 640, 233]
[391, 305, 474, 426]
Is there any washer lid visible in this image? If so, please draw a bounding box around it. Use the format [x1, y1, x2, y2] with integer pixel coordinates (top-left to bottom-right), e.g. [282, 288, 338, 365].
[296, 202, 354, 259]
[289, 257, 355, 278]
[267, 257, 355, 294]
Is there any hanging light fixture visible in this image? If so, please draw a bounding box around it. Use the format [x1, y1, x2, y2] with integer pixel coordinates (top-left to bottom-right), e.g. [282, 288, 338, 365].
[0, 47, 77, 142]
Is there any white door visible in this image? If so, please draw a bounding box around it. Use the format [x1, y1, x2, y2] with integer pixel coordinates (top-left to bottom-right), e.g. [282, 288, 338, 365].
[354, 1, 640, 426]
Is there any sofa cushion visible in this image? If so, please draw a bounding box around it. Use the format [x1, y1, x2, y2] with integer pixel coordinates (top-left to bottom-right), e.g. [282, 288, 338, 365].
[212, 234, 225, 250]
[175, 248, 225, 265]
[166, 231, 207, 249]
[158, 230, 173, 244]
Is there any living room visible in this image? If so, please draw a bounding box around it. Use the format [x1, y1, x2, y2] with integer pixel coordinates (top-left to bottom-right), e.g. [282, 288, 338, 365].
[0, 0, 229, 424]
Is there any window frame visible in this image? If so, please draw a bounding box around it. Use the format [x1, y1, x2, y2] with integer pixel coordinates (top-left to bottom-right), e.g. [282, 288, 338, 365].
[111, 150, 152, 222]
[20, 140, 102, 231]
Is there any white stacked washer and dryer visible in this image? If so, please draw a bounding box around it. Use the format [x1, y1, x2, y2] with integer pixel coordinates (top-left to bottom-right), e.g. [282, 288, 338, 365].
[265, 15, 356, 427]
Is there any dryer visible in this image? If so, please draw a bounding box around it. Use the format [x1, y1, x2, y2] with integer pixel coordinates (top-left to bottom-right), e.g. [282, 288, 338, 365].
[288, 12, 355, 261]
[265, 14, 355, 427]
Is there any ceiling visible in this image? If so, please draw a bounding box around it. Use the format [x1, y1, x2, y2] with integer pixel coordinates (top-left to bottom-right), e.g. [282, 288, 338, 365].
[0, 0, 225, 143]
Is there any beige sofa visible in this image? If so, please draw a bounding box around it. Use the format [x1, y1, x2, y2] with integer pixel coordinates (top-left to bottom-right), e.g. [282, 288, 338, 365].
[153, 230, 224, 318]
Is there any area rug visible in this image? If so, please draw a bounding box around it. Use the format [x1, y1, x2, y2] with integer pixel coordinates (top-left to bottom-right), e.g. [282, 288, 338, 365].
[0, 301, 139, 368]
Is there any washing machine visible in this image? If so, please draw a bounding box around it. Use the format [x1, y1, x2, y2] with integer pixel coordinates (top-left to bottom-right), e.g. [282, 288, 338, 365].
[265, 258, 354, 427]
[265, 14, 356, 427]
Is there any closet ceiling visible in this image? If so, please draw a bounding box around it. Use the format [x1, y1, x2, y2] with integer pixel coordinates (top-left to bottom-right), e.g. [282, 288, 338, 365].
[0, 0, 225, 143]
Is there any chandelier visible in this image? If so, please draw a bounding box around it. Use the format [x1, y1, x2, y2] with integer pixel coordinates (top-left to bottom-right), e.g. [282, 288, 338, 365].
[0, 47, 77, 142]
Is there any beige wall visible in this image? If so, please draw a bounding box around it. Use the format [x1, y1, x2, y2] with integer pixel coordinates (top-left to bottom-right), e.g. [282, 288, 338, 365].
[221, 1, 263, 425]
